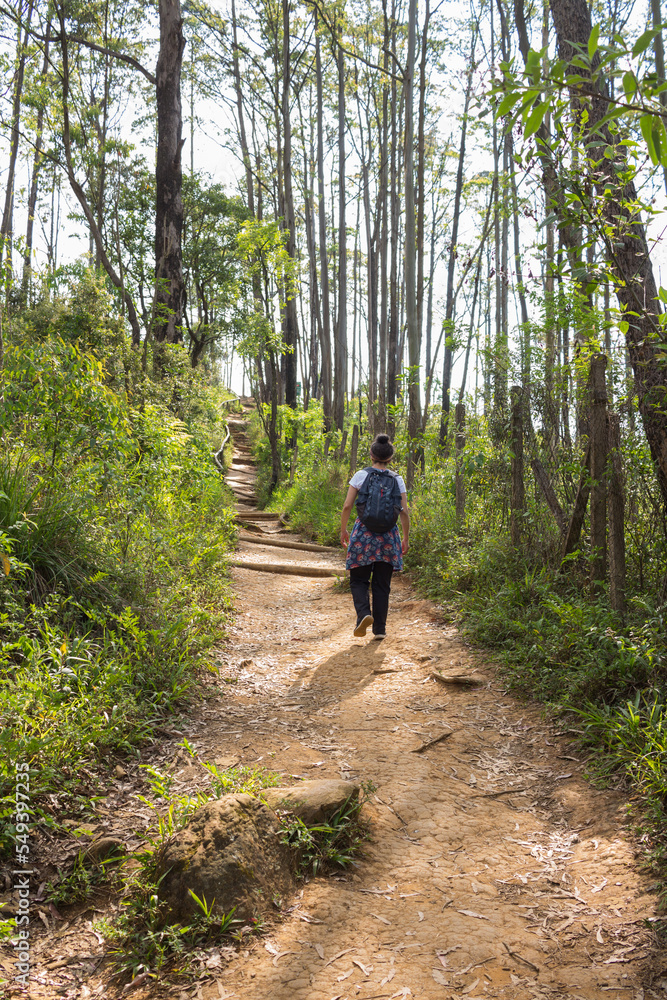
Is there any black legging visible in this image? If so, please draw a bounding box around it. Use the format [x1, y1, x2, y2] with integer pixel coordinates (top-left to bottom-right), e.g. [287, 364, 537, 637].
[349, 561, 393, 635]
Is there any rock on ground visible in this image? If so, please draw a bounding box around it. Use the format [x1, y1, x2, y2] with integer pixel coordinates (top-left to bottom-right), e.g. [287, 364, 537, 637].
[261, 779, 360, 825]
[155, 793, 295, 922]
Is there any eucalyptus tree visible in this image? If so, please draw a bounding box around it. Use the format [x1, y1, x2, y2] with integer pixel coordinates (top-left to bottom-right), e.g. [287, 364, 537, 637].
[0, 0, 35, 283]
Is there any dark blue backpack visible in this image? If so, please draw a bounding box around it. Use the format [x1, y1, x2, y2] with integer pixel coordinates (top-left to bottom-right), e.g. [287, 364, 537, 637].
[356, 468, 402, 534]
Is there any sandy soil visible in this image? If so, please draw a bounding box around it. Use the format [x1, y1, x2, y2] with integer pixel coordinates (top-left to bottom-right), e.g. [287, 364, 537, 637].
[7, 411, 667, 1000]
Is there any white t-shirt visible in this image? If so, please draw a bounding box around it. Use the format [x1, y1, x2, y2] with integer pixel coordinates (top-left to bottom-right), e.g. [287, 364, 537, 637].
[349, 468, 406, 495]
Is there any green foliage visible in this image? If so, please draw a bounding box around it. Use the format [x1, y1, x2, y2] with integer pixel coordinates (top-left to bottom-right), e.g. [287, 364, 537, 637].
[572, 695, 667, 887]
[0, 271, 237, 854]
[48, 849, 125, 907]
[99, 878, 239, 982]
[278, 780, 376, 877]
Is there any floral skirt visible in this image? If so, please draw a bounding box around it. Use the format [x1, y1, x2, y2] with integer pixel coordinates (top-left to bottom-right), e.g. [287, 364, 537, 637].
[345, 519, 403, 572]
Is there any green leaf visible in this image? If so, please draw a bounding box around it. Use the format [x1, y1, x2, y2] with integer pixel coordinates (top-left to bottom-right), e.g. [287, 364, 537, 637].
[658, 286, 667, 304]
[622, 71, 637, 99]
[588, 24, 600, 59]
[640, 114, 658, 163]
[618, 320, 629, 333]
[654, 117, 667, 166]
[524, 101, 548, 138]
[632, 28, 658, 58]
[496, 90, 523, 117]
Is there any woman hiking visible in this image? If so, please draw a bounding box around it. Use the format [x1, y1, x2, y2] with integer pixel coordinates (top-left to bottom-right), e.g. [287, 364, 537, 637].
[339, 433, 410, 640]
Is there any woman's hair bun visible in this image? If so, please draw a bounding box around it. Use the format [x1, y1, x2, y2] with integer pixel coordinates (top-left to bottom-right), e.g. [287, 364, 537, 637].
[370, 433, 394, 460]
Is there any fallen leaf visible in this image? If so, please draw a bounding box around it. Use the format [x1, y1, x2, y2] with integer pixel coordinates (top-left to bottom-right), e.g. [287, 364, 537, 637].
[380, 968, 397, 985]
[418, 911, 424, 922]
[352, 958, 372, 976]
[457, 909, 489, 920]
[264, 942, 279, 956]
[436, 945, 461, 961]
[596, 927, 604, 944]
[314, 943, 325, 959]
[371, 912, 391, 925]
[272, 950, 298, 966]
[123, 972, 150, 993]
[462, 978, 480, 994]
[432, 970, 448, 985]
[336, 969, 354, 982]
[323, 947, 355, 968]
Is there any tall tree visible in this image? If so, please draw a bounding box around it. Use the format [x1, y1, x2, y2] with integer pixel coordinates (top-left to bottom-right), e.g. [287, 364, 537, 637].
[404, 0, 421, 484]
[333, 19, 347, 430]
[438, 25, 476, 449]
[281, 0, 298, 406]
[548, 0, 667, 505]
[154, 0, 186, 344]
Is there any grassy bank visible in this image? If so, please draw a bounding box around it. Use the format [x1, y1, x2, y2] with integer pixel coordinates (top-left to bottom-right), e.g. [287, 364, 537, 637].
[0, 273, 238, 853]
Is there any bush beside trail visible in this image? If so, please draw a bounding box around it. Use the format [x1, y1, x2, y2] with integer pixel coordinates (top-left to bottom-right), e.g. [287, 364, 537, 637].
[0, 273, 238, 853]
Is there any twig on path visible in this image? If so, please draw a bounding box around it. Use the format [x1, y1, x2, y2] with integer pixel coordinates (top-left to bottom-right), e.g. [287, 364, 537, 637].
[502, 941, 540, 974]
[373, 667, 399, 674]
[473, 786, 529, 798]
[322, 947, 355, 968]
[428, 671, 484, 687]
[410, 730, 454, 753]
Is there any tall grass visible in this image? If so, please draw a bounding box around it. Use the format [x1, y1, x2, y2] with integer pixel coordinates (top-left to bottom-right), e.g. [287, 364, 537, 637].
[0, 275, 238, 853]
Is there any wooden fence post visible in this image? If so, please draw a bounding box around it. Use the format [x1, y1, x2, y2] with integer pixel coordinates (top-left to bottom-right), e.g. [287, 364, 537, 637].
[510, 386, 525, 546]
[348, 424, 359, 477]
[455, 402, 466, 528]
[589, 354, 608, 595]
[607, 412, 626, 614]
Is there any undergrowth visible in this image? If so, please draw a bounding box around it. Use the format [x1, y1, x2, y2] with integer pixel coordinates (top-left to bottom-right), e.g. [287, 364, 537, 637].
[0, 271, 238, 854]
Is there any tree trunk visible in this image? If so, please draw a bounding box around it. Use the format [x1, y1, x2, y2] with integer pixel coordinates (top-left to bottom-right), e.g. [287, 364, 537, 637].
[231, 0, 254, 216]
[387, 5, 400, 433]
[1, 0, 35, 282]
[416, 0, 430, 350]
[455, 402, 466, 529]
[314, 15, 333, 429]
[333, 34, 347, 430]
[404, 0, 421, 486]
[510, 386, 525, 546]
[155, 0, 186, 344]
[588, 354, 608, 595]
[281, 0, 298, 407]
[378, 7, 391, 431]
[22, 16, 50, 299]
[550, 0, 667, 508]
[438, 25, 476, 449]
[607, 413, 626, 615]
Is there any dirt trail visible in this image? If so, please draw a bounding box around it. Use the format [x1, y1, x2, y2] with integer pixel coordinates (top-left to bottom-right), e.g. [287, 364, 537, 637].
[191, 410, 665, 1000]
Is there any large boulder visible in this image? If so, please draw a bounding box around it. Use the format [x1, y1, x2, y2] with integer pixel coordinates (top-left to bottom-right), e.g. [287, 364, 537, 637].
[155, 793, 295, 922]
[261, 779, 360, 825]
